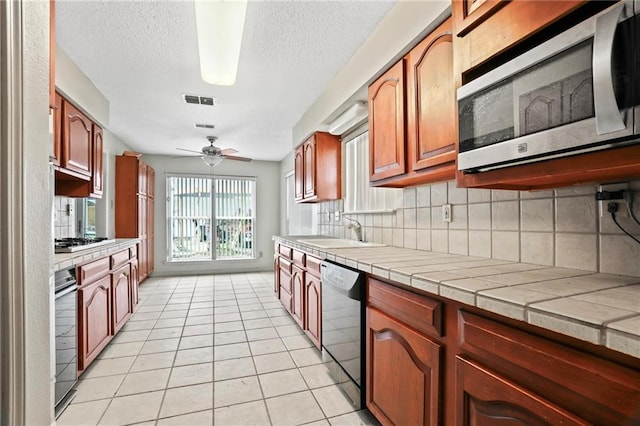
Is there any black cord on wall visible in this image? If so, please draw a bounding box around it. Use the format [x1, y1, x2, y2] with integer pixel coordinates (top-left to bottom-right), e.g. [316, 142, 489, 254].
[608, 202, 640, 245]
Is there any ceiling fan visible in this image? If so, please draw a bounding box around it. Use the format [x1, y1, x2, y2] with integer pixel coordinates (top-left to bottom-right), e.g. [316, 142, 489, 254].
[176, 136, 252, 167]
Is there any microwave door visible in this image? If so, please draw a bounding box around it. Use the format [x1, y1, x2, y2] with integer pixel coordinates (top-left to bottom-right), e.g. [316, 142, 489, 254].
[457, 1, 636, 173]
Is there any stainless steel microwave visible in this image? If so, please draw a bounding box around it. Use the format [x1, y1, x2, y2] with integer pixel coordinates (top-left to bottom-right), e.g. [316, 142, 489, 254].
[457, 1, 639, 173]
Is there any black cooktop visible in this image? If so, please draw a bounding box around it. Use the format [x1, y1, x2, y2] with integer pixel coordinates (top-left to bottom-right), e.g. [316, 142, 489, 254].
[54, 237, 114, 253]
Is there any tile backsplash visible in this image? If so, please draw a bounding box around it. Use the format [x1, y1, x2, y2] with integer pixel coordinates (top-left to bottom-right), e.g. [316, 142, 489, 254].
[54, 196, 76, 238]
[317, 180, 640, 277]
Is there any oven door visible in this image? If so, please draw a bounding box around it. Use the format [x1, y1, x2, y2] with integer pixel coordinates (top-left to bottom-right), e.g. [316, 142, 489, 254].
[54, 283, 78, 415]
[457, 1, 638, 173]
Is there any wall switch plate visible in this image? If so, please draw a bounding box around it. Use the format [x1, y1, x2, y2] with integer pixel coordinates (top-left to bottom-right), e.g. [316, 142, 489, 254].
[334, 211, 340, 222]
[598, 182, 629, 217]
[442, 204, 452, 223]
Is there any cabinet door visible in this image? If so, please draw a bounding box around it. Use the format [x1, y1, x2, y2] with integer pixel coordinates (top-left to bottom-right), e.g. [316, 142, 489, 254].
[138, 239, 148, 282]
[130, 259, 139, 310]
[147, 197, 154, 276]
[53, 92, 62, 166]
[273, 255, 280, 297]
[406, 18, 456, 178]
[453, 0, 508, 36]
[366, 307, 441, 426]
[303, 138, 316, 199]
[111, 265, 132, 334]
[294, 145, 304, 201]
[91, 124, 104, 198]
[79, 275, 111, 371]
[456, 357, 586, 426]
[290, 265, 305, 328]
[62, 101, 92, 178]
[138, 162, 148, 196]
[147, 166, 155, 198]
[303, 273, 321, 349]
[368, 60, 406, 182]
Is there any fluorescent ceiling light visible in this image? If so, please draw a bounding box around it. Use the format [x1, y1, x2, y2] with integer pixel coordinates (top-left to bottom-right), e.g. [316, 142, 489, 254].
[194, 0, 248, 86]
[328, 102, 368, 135]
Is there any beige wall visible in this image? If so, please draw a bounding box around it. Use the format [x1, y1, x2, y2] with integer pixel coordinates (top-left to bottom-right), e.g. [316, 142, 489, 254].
[143, 155, 281, 275]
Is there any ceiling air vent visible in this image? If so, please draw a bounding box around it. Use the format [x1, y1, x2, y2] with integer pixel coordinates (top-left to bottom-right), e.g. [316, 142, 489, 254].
[195, 123, 215, 129]
[182, 94, 216, 106]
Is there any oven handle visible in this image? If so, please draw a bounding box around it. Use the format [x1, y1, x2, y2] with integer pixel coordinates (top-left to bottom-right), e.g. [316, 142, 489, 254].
[55, 284, 77, 300]
[593, 3, 627, 135]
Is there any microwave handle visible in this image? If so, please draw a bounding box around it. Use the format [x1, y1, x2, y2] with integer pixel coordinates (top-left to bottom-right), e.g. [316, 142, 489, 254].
[593, 3, 626, 135]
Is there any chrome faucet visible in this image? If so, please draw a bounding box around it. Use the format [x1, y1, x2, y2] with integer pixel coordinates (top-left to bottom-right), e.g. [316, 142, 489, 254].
[344, 217, 363, 242]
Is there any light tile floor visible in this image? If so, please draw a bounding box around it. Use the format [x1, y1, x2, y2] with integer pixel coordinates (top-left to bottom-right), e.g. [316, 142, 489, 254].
[57, 273, 379, 426]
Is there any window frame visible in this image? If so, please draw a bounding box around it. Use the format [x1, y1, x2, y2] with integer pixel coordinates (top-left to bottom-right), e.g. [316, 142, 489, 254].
[165, 172, 257, 262]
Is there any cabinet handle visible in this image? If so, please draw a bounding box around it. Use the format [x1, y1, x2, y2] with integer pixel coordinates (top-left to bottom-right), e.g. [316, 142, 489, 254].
[593, 3, 626, 134]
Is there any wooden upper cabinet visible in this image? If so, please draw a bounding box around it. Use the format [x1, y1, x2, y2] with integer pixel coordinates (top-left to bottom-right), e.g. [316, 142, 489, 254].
[62, 100, 92, 179]
[294, 146, 304, 201]
[53, 92, 62, 166]
[146, 166, 155, 198]
[369, 18, 457, 188]
[138, 162, 148, 196]
[91, 124, 104, 198]
[294, 132, 341, 203]
[49, 0, 56, 109]
[303, 139, 316, 199]
[406, 17, 456, 182]
[368, 60, 406, 182]
[453, 0, 586, 78]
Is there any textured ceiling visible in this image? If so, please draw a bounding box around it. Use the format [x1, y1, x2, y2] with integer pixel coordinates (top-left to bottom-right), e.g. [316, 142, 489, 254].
[55, 0, 396, 161]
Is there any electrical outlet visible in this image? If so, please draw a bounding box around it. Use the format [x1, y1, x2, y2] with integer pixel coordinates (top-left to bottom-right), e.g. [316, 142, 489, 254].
[442, 204, 452, 223]
[597, 183, 629, 217]
[334, 211, 340, 222]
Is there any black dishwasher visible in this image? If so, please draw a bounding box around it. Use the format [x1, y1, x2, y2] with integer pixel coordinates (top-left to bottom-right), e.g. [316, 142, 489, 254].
[320, 260, 365, 409]
[54, 268, 78, 417]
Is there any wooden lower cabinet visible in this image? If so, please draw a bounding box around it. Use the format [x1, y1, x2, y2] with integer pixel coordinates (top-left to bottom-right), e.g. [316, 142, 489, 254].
[456, 357, 585, 425]
[290, 265, 304, 327]
[366, 307, 441, 426]
[273, 244, 323, 350]
[303, 272, 321, 349]
[111, 264, 132, 334]
[78, 275, 111, 371]
[77, 245, 140, 372]
[366, 278, 640, 425]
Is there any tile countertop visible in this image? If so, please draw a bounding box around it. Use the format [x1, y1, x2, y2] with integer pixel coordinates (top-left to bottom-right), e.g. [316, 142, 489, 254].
[54, 238, 140, 273]
[274, 235, 640, 359]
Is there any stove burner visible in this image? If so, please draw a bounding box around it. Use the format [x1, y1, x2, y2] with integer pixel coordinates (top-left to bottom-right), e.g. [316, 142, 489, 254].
[54, 237, 110, 248]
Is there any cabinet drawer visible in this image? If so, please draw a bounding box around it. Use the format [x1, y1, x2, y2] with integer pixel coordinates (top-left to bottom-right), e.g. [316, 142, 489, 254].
[279, 258, 292, 273]
[129, 244, 137, 259]
[459, 311, 640, 423]
[367, 277, 442, 338]
[111, 249, 130, 269]
[293, 249, 305, 267]
[278, 244, 292, 259]
[78, 257, 110, 285]
[306, 255, 321, 277]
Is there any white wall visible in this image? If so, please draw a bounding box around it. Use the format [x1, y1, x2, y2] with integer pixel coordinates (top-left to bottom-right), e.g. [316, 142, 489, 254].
[22, 1, 53, 424]
[143, 155, 281, 275]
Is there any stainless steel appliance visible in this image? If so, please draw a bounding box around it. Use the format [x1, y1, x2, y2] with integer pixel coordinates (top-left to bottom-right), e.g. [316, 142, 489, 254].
[54, 237, 114, 253]
[54, 268, 78, 417]
[320, 260, 365, 409]
[457, 1, 639, 173]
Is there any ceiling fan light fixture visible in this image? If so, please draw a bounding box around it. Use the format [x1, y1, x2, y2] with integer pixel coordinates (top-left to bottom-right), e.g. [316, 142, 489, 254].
[194, 0, 248, 86]
[202, 154, 223, 167]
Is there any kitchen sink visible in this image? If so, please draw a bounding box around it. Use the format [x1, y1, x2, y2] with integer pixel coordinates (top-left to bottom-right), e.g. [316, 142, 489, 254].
[297, 238, 386, 249]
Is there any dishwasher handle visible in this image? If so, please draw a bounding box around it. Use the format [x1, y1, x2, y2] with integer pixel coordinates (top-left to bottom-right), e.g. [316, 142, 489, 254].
[320, 262, 364, 301]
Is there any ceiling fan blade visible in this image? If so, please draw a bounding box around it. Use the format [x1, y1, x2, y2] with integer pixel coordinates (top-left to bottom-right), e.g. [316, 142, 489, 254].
[170, 154, 202, 159]
[223, 155, 252, 162]
[220, 148, 238, 155]
[176, 147, 203, 154]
